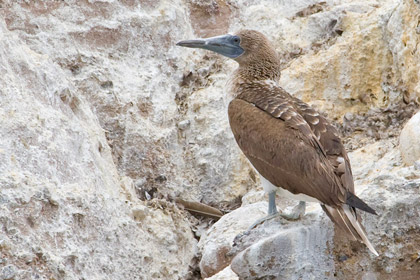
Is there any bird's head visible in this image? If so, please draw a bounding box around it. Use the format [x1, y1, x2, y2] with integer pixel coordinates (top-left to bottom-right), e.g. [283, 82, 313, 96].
[177, 29, 281, 80]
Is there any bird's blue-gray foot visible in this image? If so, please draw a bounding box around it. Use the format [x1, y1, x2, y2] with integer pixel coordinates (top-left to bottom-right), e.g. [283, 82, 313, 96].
[246, 191, 278, 230]
[247, 193, 306, 230]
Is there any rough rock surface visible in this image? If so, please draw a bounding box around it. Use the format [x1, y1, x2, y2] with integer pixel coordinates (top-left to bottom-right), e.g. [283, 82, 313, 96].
[1, 0, 255, 208]
[400, 112, 420, 165]
[0, 0, 419, 279]
[0, 12, 196, 280]
[198, 202, 267, 278]
[230, 206, 334, 280]
[199, 201, 335, 279]
[205, 266, 238, 280]
[331, 139, 420, 279]
[0, 1, 200, 279]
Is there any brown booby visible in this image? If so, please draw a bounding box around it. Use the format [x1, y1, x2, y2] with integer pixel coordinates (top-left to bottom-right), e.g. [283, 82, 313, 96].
[177, 30, 378, 256]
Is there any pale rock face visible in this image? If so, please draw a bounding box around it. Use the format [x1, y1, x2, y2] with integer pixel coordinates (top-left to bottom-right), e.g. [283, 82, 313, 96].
[279, 2, 394, 119]
[1, 0, 420, 279]
[199, 201, 335, 279]
[1, 0, 255, 208]
[386, 0, 420, 103]
[0, 2, 197, 279]
[399, 112, 420, 165]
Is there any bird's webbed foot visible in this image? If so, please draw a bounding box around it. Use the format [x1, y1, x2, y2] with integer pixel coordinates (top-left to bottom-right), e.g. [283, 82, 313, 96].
[247, 200, 306, 230]
[280, 201, 306, 221]
[247, 212, 280, 231]
[245, 191, 278, 229]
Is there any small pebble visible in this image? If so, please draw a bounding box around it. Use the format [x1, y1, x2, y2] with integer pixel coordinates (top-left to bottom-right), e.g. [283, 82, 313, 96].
[344, 112, 354, 121]
[1, 265, 16, 280]
[178, 120, 191, 130]
[414, 160, 420, 170]
[0, 240, 9, 250]
[338, 255, 348, 262]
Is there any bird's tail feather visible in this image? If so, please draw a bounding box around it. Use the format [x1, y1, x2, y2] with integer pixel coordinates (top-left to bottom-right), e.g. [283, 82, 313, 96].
[322, 204, 379, 256]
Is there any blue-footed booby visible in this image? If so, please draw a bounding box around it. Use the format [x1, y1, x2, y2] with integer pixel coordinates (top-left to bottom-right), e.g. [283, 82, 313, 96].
[177, 30, 378, 256]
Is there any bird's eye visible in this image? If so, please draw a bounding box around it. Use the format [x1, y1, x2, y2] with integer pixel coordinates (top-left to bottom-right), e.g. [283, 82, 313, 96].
[232, 37, 240, 44]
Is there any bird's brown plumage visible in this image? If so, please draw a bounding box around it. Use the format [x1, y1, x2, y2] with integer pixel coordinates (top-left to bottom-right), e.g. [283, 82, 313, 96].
[227, 30, 377, 255]
[229, 84, 345, 206]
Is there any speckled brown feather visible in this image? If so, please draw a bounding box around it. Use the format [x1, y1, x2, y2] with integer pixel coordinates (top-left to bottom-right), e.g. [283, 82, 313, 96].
[291, 96, 354, 195]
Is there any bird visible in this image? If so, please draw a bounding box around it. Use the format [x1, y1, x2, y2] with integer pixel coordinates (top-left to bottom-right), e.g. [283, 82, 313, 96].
[177, 29, 378, 256]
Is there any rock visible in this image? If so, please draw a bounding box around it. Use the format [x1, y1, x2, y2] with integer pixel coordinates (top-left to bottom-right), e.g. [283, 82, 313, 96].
[177, 119, 191, 130]
[204, 266, 239, 280]
[230, 206, 334, 280]
[1, 265, 16, 280]
[0, 0, 419, 279]
[199, 201, 334, 279]
[1, 0, 255, 209]
[335, 140, 420, 278]
[400, 112, 420, 165]
[199, 202, 267, 278]
[0, 7, 196, 279]
[386, 0, 420, 103]
[414, 161, 420, 170]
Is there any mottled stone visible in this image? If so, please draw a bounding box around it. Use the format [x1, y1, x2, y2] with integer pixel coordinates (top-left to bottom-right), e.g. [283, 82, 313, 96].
[189, 0, 233, 37]
[1, 265, 16, 280]
[0, 0, 419, 279]
[0, 6, 196, 279]
[414, 161, 420, 170]
[1, 0, 255, 210]
[204, 266, 238, 280]
[230, 207, 334, 280]
[199, 201, 335, 279]
[400, 112, 420, 165]
[177, 119, 191, 130]
[386, 0, 420, 103]
[199, 202, 267, 278]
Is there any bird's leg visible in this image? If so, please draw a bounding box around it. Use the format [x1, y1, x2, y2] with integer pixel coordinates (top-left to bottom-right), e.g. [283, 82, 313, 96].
[267, 191, 278, 215]
[247, 191, 278, 230]
[280, 201, 306, 220]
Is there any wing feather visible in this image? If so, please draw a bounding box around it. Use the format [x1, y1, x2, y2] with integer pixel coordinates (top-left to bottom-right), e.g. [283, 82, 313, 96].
[228, 98, 344, 206]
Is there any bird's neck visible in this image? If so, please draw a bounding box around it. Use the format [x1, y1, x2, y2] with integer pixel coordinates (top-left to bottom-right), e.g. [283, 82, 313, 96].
[238, 57, 281, 80]
[229, 60, 281, 99]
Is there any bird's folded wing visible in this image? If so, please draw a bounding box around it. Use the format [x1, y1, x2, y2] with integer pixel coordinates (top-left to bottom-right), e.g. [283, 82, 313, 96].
[291, 95, 354, 193]
[228, 96, 346, 207]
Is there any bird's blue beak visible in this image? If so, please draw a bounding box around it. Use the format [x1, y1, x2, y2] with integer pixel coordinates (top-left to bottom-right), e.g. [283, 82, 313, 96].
[176, 34, 244, 59]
